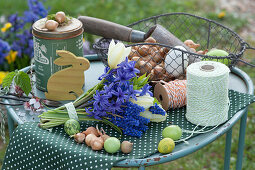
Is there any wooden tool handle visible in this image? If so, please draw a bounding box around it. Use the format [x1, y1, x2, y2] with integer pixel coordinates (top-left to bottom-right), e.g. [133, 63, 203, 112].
[150, 24, 192, 52]
[78, 16, 133, 42]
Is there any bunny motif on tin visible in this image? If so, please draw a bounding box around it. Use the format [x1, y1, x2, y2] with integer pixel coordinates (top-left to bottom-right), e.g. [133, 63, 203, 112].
[45, 50, 90, 101]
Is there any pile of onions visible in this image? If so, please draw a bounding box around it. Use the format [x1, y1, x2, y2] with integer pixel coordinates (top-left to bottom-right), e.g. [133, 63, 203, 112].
[72, 125, 133, 153]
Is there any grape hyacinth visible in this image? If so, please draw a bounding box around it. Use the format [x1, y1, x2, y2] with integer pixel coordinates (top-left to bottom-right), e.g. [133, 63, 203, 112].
[108, 102, 150, 138]
[149, 103, 166, 116]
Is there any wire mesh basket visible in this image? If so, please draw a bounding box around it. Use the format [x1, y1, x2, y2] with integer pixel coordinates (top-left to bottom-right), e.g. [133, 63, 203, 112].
[93, 13, 252, 81]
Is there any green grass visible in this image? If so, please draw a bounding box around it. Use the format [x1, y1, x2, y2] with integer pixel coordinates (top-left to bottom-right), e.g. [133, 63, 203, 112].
[1, 0, 215, 24]
[0, 0, 254, 169]
[0, 0, 247, 42]
[0, 126, 9, 167]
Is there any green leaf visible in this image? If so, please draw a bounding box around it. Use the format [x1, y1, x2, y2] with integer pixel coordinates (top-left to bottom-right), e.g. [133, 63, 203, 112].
[2, 72, 17, 90]
[137, 73, 146, 82]
[132, 77, 138, 86]
[137, 74, 150, 89]
[97, 83, 104, 90]
[153, 97, 160, 105]
[47, 14, 56, 20]
[47, 14, 72, 24]
[133, 85, 138, 90]
[14, 71, 31, 96]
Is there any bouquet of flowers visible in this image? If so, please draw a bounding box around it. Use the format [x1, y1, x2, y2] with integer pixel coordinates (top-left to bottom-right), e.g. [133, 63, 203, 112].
[39, 40, 167, 137]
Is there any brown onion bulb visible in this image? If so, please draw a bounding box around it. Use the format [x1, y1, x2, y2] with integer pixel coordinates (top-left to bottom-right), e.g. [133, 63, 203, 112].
[101, 134, 110, 142]
[184, 40, 200, 49]
[153, 65, 165, 74]
[145, 37, 156, 43]
[121, 141, 133, 154]
[138, 60, 152, 75]
[55, 11, 66, 24]
[129, 49, 140, 60]
[45, 20, 58, 31]
[138, 45, 149, 56]
[150, 51, 162, 63]
[148, 47, 158, 55]
[91, 137, 104, 151]
[83, 127, 99, 136]
[74, 133, 85, 144]
[85, 134, 96, 146]
[159, 47, 169, 59]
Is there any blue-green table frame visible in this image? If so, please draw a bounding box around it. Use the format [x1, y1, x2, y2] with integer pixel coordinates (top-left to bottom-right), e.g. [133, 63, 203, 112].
[4, 55, 254, 170]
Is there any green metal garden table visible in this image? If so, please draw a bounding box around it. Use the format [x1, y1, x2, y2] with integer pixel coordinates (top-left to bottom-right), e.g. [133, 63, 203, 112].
[4, 55, 254, 170]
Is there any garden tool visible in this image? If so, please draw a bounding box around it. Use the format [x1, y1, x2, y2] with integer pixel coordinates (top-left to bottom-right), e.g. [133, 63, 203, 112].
[78, 16, 198, 63]
[78, 16, 190, 49]
[78, 16, 149, 42]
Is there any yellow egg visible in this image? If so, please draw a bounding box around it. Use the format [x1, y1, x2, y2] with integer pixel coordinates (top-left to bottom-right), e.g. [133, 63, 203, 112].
[158, 138, 175, 154]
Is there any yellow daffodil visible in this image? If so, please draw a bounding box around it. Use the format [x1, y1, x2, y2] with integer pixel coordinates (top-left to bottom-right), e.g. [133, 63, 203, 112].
[1, 22, 12, 32]
[5, 50, 18, 64]
[218, 11, 226, 19]
[108, 40, 131, 69]
[0, 71, 8, 84]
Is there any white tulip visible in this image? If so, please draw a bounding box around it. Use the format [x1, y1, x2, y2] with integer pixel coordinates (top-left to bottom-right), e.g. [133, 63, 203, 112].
[108, 40, 131, 69]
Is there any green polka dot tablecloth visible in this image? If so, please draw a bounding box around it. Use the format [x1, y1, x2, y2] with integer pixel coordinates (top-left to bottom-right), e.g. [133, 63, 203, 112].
[2, 90, 255, 170]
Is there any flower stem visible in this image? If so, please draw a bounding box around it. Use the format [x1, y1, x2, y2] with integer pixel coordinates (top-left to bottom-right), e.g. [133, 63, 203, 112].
[107, 112, 123, 118]
[102, 118, 122, 138]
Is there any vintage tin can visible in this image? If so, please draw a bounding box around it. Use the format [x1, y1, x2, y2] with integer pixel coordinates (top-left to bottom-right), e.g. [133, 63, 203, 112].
[32, 18, 84, 92]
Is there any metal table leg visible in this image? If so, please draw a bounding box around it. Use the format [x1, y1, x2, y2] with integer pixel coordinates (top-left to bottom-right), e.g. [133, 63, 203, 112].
[236, 108, 248, 170]
[7, 112, 14, 137]
[224, 128, 232, 170]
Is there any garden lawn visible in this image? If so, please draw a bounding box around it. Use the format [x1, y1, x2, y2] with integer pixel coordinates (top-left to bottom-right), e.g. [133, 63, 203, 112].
[0, 0, 254, 169]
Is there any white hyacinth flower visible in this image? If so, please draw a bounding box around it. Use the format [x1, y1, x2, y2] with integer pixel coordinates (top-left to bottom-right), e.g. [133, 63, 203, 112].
[130, 93, 167, 122]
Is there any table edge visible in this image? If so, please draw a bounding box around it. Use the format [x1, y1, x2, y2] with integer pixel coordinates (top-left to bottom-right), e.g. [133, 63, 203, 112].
[114, 67, 254, 167]
[3, 62, 254, 167]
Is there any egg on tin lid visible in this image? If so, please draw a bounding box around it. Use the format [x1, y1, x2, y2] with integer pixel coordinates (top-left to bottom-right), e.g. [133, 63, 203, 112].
[164, 46, 189, 77]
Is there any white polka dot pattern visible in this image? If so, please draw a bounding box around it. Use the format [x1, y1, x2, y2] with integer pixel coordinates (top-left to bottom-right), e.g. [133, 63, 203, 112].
[2, 90, 255, 170]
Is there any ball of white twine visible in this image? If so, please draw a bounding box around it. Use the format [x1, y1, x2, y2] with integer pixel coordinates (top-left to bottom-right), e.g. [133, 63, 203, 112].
[186, 61, 230, 126]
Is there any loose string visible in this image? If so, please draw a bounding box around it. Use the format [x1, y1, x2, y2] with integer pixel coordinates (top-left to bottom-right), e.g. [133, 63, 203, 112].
[176, 115, 224, 144]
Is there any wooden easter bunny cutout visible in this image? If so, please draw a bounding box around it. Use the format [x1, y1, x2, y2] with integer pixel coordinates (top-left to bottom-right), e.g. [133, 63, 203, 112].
[45, 50, 90, 101]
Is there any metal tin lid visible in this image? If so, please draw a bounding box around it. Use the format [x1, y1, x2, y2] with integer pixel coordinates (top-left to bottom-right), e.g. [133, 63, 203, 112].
[32, 18, 83, 39]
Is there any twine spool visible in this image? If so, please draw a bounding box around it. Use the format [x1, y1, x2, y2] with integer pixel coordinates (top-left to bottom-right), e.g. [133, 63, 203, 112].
[154, 80, 187, 111]
[186, 61, 230, 126]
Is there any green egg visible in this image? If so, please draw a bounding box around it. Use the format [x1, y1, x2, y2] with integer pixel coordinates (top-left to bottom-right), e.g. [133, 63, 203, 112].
[64, 119, 80, 136]
[162, 125, 182, 141]
[205, 49, 230, 65]
[104, 137, 120, 154]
